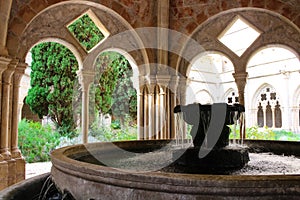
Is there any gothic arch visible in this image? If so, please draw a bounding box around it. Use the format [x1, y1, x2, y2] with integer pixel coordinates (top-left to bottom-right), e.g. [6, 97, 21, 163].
[176, 7, 300, 76]
[186, 50, 235, 76]
[92, 48, 139, 84]
[246, 44, 300, 67]
[25, 38, 83, 69]
[194, 89, 214, 104]
[252, 84, 280, 107]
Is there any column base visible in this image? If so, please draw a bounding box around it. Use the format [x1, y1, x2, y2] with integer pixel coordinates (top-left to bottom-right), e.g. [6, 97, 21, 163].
[0, 161, 8, 190]
[7, 159, 16, 186]
[15, 157, 25, 182]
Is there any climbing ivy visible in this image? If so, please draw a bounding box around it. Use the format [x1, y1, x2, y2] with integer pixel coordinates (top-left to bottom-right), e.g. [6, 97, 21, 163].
[68, 14, 105, 51]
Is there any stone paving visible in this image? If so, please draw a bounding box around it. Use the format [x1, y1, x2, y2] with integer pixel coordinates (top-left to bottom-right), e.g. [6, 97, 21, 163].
[25, 162, 52, 179]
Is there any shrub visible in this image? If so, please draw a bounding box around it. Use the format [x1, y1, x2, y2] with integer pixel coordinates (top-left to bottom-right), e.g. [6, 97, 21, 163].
[229, 125, 300, 141]
[273, 130, 300, 141]
[89, 115, 137, 142]
[18, 119, 61, 163]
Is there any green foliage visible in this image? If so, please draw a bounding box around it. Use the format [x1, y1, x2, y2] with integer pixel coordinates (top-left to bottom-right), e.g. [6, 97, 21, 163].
[18, 119, 60, 163]
[229, 125, 300, 141]
[90, 126, 137, 142]
[89, 114, 137, 142]
[68, 14, 105, 51]
[273, 129, 300, 141]
[26, 42, 79, 136]
[94, 52, 137, 125]
[244, 126, 276, 140]
[94, 52, 120, 114]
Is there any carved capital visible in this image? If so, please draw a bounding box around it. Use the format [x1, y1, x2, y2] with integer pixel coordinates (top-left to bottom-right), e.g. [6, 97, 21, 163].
[156, 74, 171, 87]
[233, 72, 248, 90]
[14, 62, 27, 76]
[77, 70, 95, 91]
[168, 75, 180, 92]
[233, 72, 248, 105]
[0, 56, 11, 75]
[3, 59, 18, 84]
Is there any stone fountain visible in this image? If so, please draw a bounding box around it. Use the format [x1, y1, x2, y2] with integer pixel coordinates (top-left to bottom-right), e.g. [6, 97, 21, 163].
[170, 103, 249, 174]
[47, 103, 299, 199]
[1, 104, 299, 199]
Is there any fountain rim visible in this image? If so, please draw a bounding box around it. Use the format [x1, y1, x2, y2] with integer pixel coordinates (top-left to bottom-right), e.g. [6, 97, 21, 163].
[50, 140, 300, 196]
[51, 140, 300, 181]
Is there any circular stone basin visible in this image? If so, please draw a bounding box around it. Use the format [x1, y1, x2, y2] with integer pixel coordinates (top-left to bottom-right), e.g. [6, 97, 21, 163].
[51, 140, 300, 199]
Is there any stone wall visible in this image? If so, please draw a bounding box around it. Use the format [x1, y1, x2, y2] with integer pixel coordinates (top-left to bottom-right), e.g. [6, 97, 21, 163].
[170, 0, 300, 35]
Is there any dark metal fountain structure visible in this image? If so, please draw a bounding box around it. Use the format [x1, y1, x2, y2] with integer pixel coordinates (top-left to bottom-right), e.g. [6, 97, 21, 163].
[171, 103, 249, 174]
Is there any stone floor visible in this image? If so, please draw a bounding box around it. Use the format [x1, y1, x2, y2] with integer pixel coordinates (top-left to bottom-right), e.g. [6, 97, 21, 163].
[25, 162, 52, 179]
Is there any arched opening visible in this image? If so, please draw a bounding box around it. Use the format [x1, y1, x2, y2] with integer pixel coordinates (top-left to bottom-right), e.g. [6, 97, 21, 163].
[18, 41, 81, 166]
[187, 52, 235, 104]
[88, 51, 138, 142]
[247, 46, 300, 140]
[255, 86, 281, 129]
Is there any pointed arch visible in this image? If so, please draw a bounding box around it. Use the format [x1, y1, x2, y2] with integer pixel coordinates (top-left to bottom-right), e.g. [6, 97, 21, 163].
[194, 89, 214, 104]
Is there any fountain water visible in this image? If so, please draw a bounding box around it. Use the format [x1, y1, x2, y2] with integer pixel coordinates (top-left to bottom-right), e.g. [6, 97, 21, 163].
[1, 104, 299, 199]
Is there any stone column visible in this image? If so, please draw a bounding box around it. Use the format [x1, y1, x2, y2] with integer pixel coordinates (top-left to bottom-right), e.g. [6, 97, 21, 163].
[11, 63, 27, 183]
[1, 59, 17, 187]
[137, 90, 144, 140]
[233, 72, 248, 139]
[0, 56, 10, 190]
[168, 75, 179, 139]
[148, 91, 155, 139]
[272, 107, 276, 128]
[263, 108, 267, 128]
[137, 76, 146, 140]
[147, 77, 156, 140]
[78, 70, 95, 144]
[157, 75, 171, 139]
[159, 86, 167, 139]
[143, 88, 149, 139]
[11, 63, 26, 158]
[281, 71, 291, 130]
[154, 86, 160, 139]
[233, 72, 248, 106]
[1, 60, 16, 160]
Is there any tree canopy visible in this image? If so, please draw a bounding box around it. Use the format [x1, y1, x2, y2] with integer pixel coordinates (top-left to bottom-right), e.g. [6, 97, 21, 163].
[94, 52, 137, 124]
[26, 44, 137, 135]
[26, 42, 79, 136]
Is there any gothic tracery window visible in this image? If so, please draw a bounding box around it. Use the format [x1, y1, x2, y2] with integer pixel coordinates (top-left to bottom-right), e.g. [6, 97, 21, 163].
[256, 86, 282, 128]
[226, 91, 239, 105]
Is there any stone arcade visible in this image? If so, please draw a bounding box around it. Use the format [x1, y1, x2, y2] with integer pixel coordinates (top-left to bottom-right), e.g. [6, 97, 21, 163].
[0, 0, 299, 192]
